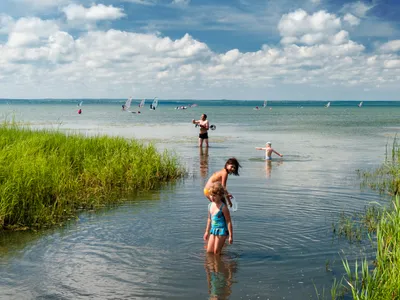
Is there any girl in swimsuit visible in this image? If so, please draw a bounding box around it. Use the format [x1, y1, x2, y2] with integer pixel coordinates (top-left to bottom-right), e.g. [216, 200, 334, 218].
[203, 157, 241, 207]
[203, 182, 233, 255]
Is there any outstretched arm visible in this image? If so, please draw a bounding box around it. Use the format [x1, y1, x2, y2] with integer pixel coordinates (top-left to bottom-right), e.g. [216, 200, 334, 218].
[192, 119, 199, 124]
[273, 149, 283, 157]
[255, 147, 266, 150]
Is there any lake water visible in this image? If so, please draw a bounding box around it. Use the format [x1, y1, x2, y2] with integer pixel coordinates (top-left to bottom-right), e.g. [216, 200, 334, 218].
[0, 100, 399, 299]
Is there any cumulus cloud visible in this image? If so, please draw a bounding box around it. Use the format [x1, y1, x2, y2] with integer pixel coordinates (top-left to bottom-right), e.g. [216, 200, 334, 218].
[343, 13, 360, 26]
[62, 4, 126, 22]
[341, 1, 373, 17]
[0, 9, 399, 99]
[379, 40, 400, 53]
[7, 17, 59, 47]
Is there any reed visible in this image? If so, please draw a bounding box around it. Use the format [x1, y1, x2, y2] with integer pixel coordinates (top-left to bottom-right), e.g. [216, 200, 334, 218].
[339, 196, 400, 299]
[0, 122, 184, 229]
[323, 139, 400, 299]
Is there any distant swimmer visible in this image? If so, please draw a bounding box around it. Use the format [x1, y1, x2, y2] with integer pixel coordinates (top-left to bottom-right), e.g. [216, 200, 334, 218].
[255, 142, 283, 160]
[78, 109, 82, 114]
[192, 113, 209, 147]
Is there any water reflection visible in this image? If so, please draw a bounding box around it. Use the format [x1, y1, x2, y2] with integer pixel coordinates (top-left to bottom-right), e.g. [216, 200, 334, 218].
[204, 253, 238, 300]
[265, 160, 283, 178]
[200, 147, 209, 179]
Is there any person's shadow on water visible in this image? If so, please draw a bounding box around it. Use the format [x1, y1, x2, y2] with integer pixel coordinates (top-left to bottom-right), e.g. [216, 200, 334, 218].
[204, 253, 238, 300]
[200, 147, 209, 179]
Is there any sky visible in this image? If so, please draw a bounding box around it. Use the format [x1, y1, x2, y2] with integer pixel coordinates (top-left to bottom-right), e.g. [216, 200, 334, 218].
[0, 0, 399, 100]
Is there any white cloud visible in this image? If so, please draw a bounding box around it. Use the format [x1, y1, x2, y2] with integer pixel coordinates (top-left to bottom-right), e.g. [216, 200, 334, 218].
[0, 8, 399, 99]
[63, 4, 126, 22]
[383, 59, 400, 69]
[379, 40, 400, 53]
[343, 13, 360, 26]
[278, 9, 342, 45]
[7, 17, 59, 47]
[171, 0, 190, 6]
[0, 14, 14, 34]
[310, 0, 321, 4]
[341, 1, 374, 17]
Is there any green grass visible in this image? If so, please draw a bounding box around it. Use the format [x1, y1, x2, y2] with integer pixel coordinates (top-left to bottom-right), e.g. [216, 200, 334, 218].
[0, 122, 184, 229]
[323, 140, 400, 299]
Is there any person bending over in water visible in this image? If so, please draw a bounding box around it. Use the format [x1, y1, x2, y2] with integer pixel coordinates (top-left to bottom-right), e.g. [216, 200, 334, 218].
[255, 142, 283, 160]
[203, 182, 233, 255]
[204, 158, 241, 207]
[192, 114, 210, 147]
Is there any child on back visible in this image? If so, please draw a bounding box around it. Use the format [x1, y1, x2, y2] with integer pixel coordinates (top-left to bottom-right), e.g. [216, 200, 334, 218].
[203, 182, 233, 255]
[255, 142, 283, 160]
[204, 158, 241, 207]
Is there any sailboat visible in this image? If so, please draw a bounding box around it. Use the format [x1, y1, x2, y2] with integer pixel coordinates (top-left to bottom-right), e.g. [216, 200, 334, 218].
[358, 101, 363, 108]
[77, 101, 83, 107]
[325, 102, 331, 108]
[139, 98, 145, 108]
[150, 97, 158, 110]
[122, 97, 132, 111]
[263, 100, 267, 108]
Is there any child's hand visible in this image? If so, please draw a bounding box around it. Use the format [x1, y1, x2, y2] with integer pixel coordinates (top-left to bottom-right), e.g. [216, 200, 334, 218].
[229, 236, 233, 244]
[203, 232, 209, 241]
[280, 154, 283, 157]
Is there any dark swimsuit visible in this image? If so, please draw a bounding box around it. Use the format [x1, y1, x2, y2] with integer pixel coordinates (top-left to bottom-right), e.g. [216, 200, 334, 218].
[199, 132, 208, 139]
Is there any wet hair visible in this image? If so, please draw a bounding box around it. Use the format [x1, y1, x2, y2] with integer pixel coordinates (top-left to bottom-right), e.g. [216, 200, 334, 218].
[225, 157, 241, 176]
[209, 182, 227, 205]
[202, 114, 207, 119]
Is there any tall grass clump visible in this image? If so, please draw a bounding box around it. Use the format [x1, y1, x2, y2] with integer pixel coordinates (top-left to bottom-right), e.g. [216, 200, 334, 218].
[358, 137, 399, 197]
[340, 196, 400, 300]
[324, 140, 400, 299]
[0, 123, 184, 229]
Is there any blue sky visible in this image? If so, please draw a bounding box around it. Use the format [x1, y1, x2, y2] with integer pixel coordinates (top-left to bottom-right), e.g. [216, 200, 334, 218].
[0, 0, 399, 100]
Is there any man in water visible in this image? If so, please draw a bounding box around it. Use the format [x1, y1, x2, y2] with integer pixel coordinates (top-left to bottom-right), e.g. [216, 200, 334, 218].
[192, 114, 210, 147]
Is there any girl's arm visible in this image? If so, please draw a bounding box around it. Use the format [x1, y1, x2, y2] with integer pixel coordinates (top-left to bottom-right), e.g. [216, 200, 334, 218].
[223, 206, 233, 244]
[255, 147, 265, 150]
[221, 171, 232, 207]
[273, 149, 283, 157]
[203, 214, 211, 241]
[192, 119, 199, 124]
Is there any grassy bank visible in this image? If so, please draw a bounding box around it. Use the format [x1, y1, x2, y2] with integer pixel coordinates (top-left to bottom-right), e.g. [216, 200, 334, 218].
[0, 123, 184, 229]
[325, 141, 400, 299]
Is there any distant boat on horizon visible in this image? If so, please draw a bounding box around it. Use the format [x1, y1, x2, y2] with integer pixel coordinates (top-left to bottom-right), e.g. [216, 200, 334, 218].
[263, 100, 267, 108]
[358, 101, 363, 107]
[325, 102, 331, 108]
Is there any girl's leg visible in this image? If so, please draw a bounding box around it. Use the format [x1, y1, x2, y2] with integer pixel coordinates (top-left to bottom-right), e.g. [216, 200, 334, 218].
[213, 235, 227, 255]
[207, 235, 216, 253]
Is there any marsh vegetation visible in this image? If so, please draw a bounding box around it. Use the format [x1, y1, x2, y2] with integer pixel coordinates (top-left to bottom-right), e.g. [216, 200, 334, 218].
[0, 122, 184, 229]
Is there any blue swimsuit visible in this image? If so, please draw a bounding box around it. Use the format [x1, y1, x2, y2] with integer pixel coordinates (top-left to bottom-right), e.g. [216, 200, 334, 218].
[209, 203, 229, 236]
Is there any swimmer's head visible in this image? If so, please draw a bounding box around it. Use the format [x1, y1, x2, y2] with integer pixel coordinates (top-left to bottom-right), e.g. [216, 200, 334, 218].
[225, 157, 241, 176]
[209, 182, 227, 205]
[266, 142, 272, 146]
[201, 114, 207, 120]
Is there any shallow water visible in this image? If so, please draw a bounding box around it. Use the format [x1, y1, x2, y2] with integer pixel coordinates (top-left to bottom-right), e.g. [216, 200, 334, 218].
[0, 101, 399, 299]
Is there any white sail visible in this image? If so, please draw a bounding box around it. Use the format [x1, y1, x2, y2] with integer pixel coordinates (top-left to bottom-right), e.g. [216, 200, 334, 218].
[78, 101, 83, 107]
[358, 101, 363, 107]
[151, 97, 158, 109]
[139, 99, 145, 108]
[124, 97, 132, 110]
[325, 102, 331, 108]
[263, 100, 267, 108]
